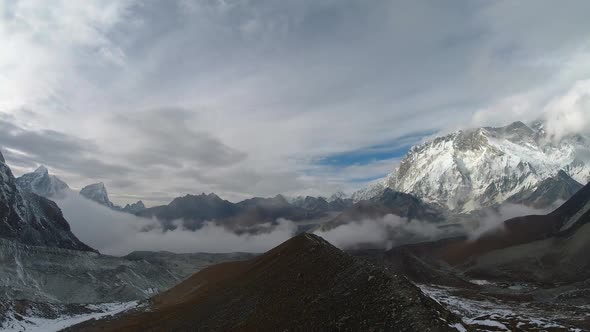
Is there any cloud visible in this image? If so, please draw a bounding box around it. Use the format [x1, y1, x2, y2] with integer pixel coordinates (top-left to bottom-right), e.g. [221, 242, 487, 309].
[110, 108, 247, 168]
[314, 214, 451, 250]
[464, 203, 561, 240]
[2, 0, 590, 204]
[0, 0, 133, 111]
[544, 80, 590, 141]
[313, 203, 560, 250]
[56, 191, 297, 255]
[56, 187, 560, 256]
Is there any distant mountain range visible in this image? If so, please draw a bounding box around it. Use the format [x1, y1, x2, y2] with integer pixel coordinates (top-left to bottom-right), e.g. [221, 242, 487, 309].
[14, 120, 590, 240]
[354, 121, 589, 212]
[138, 192, 352, 232]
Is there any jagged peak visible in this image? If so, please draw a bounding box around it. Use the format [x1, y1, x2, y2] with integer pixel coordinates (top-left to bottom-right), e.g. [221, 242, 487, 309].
[0, 149, 4, 163]
[34, 165, 49, 175]
[506, 120, 528, 129]
[80, 183, 111, 202]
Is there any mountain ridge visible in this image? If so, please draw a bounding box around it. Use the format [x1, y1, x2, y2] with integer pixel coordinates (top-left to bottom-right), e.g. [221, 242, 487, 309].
[0, 151, 94, 252]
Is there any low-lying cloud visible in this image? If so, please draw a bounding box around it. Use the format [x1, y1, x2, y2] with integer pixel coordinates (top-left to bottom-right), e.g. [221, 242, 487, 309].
[314, 204, 560, 250]
[57, 191, 562, 256]
[544, 80, 590, 141]
[464, 203, 560, 240]
[57, 191, 296, 256]
[314, 214, 455, 250]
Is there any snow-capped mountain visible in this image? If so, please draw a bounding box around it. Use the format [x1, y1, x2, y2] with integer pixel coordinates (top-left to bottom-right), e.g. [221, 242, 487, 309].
[0, 150, 93, 251]
[16, 165, 70, 198]
[80, 182, 115, 208]
[353, 121, 590, 212]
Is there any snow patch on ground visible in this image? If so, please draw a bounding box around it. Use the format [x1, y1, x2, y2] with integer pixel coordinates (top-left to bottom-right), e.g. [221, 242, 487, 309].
[420, 284, 586, 331]
[2, 301, 139, 332]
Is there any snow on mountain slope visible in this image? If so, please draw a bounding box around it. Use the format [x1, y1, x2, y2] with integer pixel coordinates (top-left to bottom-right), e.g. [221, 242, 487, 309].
[0, 300, 140, 332]
[16, 166, 70, 198]
[353, 121, 590, 212]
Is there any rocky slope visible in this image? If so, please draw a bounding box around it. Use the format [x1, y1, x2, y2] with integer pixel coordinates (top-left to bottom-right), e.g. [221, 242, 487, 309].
[358, 184, 590, 330]
[458, 182, 590, 284]
[0, 151, 93, 252]
[377, 183, 590, 279]
[0, 237, 253, 304]
[354, 121, 590, 212]
[66, 234, 465, 331]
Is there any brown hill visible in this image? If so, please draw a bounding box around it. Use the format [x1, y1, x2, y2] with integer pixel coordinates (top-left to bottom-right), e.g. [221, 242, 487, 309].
[67, 234, 464, 331]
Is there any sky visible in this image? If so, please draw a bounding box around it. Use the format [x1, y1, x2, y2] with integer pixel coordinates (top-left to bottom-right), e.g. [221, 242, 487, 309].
[1, 0, 590, 206]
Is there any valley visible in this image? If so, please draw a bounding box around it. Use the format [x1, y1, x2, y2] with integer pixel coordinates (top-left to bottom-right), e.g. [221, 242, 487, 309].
[1, 120, 590, 331]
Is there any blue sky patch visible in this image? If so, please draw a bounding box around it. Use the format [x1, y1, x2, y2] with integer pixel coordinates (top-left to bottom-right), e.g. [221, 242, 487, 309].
[316, 129, 436, 168]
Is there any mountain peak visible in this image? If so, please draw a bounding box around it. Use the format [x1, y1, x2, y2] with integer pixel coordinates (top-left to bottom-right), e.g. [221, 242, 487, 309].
[0, 150, 4, 163]
[82, 182, 107, 192]
[80, 182, 114, 208]
[506, 120, 528, 129]
[34, 165, 49, 175]
[16, 166, 69, 198]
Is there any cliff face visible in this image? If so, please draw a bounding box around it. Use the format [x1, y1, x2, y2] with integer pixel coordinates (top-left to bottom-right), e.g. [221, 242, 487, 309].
[0, 151, 93, 252]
